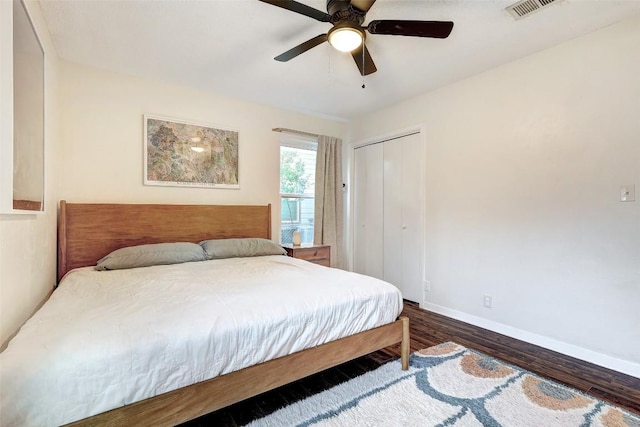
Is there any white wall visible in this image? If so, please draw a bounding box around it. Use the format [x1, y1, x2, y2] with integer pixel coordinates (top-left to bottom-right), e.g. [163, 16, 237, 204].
[0, 0, 60, 347]
[348, 15, 640, 375]
[58, 61, 345, 245]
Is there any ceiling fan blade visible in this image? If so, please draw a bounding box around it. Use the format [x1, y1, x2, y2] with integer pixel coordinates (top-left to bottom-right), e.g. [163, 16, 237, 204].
[350, 0, 377, 13]
[367, 20, 454, 38]
[258, 0, 331, 22]
[351, 44, 377, 76]
[275, 34, 328, 62]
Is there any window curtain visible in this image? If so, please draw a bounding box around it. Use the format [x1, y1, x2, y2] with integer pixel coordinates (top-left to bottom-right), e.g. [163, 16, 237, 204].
[314, 135, 343, 268]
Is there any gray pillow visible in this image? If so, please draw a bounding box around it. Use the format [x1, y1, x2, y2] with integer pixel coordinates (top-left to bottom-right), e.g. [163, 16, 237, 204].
[200, 238, 286, 260]
[95, 242, 207, 271]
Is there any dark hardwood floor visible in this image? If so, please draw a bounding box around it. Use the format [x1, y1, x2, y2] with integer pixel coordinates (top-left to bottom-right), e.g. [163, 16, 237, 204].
[182, 301, 640, 426]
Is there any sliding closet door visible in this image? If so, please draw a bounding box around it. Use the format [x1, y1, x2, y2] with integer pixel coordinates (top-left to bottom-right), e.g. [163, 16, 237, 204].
[353, 143, 384, 280]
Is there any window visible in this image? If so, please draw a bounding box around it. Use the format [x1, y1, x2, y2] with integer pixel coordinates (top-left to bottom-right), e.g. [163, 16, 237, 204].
[280, 140, 316, 244]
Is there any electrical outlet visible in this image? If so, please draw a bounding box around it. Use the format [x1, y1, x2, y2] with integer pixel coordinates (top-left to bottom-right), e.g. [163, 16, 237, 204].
[483, 295, 492, 308]
[424, 280, 431, 292]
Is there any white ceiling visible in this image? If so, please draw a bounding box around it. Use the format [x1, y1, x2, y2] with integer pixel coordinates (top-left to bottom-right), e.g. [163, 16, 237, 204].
[39, 0, 640, 121]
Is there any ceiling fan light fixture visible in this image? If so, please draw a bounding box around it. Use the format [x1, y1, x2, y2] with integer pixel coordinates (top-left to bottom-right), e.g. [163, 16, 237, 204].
[328, 27, 363, 52]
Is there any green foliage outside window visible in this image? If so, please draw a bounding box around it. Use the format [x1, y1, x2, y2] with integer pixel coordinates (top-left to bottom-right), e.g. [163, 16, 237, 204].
[280, 150, 309, 194]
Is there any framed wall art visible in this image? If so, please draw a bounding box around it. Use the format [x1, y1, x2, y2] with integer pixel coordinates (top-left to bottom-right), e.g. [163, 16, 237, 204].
[144, 115, 239, 189]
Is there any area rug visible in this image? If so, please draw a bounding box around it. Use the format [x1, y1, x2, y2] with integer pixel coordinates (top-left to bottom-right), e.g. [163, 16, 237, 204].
[247, 342, 639, 427]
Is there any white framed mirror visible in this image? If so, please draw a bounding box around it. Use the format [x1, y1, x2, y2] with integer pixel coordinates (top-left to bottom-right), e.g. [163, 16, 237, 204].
[0, 0, 45, 214]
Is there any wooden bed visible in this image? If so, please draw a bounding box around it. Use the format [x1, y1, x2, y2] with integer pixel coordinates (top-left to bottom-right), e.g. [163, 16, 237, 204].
[57, 200, 410, 427]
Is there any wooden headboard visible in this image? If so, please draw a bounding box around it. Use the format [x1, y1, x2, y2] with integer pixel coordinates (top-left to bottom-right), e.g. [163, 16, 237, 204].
[57, 200, 271, 282]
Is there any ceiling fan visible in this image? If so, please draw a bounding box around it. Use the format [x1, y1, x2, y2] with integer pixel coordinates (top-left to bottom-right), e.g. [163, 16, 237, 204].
[258, 0, 454, 76]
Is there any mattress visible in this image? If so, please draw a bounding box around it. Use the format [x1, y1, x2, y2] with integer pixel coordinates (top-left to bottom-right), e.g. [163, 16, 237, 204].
[0, 255, 403, 426]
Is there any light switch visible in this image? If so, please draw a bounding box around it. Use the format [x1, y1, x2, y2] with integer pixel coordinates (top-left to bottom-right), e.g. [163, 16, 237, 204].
[620, 185, 635, 202]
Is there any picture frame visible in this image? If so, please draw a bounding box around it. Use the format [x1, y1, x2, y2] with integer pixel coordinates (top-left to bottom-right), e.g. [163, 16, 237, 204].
[144, 115, 239, 189]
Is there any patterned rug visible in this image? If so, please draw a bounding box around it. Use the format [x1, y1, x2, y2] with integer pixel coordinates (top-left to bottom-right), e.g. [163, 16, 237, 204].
[247, 342, 639, 427]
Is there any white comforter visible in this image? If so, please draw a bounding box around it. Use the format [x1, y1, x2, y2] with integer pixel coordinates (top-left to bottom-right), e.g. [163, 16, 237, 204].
[0, 255, 402, 426]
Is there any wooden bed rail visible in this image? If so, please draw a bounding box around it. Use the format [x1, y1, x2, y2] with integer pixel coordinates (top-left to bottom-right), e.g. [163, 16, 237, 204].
[66, 317, 410, 427]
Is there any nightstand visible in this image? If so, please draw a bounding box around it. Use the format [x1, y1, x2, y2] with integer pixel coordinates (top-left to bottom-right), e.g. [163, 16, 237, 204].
[282, 243, 331, 267]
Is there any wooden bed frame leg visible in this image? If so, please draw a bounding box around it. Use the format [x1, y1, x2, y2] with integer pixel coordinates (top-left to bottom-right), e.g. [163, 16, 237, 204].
[400, 316, 410, 370]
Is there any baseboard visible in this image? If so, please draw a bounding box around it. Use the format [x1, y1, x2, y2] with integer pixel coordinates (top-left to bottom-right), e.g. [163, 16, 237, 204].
[421, 301, 640, 378]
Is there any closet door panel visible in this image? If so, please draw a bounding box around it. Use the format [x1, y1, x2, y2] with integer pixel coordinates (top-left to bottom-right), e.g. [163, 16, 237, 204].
[383, 141, 403, 291]
[353, 144, 384, 279]
[400, 133, 424, 302]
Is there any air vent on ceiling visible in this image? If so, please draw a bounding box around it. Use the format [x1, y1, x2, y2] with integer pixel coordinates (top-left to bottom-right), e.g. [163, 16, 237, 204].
[506, 0, 564, 20]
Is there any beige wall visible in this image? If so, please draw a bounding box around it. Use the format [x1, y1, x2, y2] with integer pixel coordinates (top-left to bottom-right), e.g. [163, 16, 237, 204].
[348, 15, 640, 375]
[0, 0, 60, 347]
[58, 60, 345, 246]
